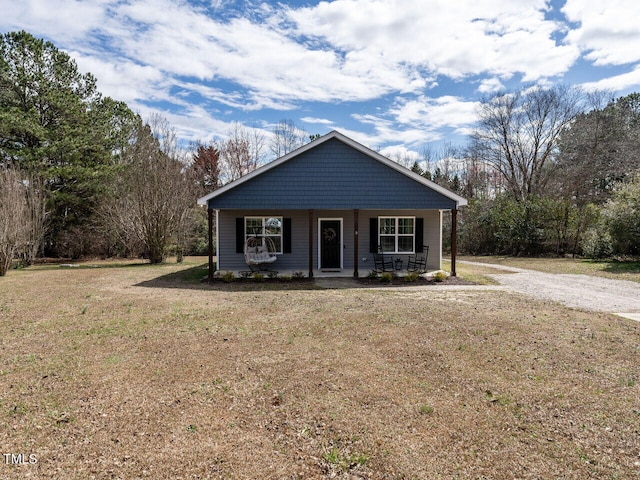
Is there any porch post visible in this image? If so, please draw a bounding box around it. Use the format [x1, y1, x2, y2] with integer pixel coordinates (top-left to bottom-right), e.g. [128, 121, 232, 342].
[451, 208, 458, 277]
[353, 209, 359, 278]
[308, 209, 314, 278]
[207, 208, 214, 282]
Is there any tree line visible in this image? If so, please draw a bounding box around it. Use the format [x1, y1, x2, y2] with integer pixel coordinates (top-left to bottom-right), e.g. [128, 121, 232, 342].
[408, 87, 640, 258]
[2, 31, 639, 276]
[0, 31, 312, 274]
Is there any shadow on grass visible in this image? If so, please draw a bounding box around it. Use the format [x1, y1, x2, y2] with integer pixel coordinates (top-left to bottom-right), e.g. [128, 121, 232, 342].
[33, 260, 152, 271]
[135, 264, 478, 292]
[135, 263, 322, 292]
[592, 259, 640, 275]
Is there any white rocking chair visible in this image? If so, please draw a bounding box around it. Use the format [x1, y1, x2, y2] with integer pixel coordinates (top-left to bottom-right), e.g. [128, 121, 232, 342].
[244, 236, 278, 272]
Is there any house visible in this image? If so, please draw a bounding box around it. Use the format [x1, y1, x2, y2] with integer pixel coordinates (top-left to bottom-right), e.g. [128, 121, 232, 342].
[197, 131, 467, 279]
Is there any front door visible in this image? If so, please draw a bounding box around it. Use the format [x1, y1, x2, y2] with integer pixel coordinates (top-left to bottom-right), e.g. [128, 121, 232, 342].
[320, 219, 342, 270]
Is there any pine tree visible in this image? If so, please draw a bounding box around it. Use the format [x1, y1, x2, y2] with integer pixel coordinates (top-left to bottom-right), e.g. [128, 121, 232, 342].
[0, 31, 137, 254]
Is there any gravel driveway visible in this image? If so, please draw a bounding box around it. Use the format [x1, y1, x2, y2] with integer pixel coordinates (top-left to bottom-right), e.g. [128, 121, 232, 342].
[459, 260, 640, 321]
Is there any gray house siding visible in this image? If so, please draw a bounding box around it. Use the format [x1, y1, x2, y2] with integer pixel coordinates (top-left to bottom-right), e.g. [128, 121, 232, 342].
[207, 139, 458, 211]
[217, 209, 442, 273]
[217, 210, 310, 272]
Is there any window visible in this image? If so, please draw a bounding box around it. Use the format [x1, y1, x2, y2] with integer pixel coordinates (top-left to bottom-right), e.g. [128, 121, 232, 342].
[245, 217, 283, 253]
[379, 216, 415, 253]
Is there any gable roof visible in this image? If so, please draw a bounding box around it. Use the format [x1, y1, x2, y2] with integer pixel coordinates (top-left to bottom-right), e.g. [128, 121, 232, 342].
[197, 130, 467, 209]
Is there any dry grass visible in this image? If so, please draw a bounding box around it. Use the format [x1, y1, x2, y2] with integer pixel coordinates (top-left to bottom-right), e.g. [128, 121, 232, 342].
[460, 255, 640, 283]
[443, 260, 510, 285]
[1, 258, 639, 479]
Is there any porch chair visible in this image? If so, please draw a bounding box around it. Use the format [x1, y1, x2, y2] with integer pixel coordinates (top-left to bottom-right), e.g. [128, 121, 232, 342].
[373, 246, 394, 273]
[244, 236, 278, 272]
[407, 246, 429, 273]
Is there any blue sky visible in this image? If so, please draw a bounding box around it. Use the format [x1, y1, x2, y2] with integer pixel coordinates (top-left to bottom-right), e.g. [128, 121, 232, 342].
[2, 0, 640, 161]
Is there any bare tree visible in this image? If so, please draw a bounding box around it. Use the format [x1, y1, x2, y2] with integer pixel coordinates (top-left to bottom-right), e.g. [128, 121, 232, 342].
[462, 136, 506, 199]
[103, 114, 193, 264]
[20, 174, 46, 266]
[0, 168, 46, 274]
[471, 85, 583, 201]
[270, 119, 307, 158]
[0, 168, 27, 275]
[99, 194, 144, 258]
[387, 150, 418, 169]
[418, 142, 457, 175]
[220, 122, 265, 183]
[415, 142, 464, 193]
[248, 126, 267, 168]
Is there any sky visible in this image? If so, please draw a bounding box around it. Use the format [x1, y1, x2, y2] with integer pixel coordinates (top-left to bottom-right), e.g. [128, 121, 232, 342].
[2, 0, 640, 161]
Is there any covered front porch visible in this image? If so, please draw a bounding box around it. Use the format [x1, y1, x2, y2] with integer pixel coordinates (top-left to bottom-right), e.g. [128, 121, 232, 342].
[206, 207, 460, 280]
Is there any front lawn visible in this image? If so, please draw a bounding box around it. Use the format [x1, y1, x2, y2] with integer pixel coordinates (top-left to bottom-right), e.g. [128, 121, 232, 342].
[1, 259, 638, 478]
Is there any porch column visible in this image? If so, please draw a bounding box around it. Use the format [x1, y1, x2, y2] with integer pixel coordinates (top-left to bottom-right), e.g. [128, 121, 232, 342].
[353, 209, 359, 278]
[207, 208, 214, 282]
[451, 208, 458, 277]
[308, 209, 314, 278]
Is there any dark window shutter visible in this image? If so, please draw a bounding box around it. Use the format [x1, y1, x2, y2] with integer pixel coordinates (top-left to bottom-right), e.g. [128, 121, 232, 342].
[369, 218, 378, 253]
[415, 218, 424, 252]
[236, 218, 244, 253]
[283, 218, 292, 253]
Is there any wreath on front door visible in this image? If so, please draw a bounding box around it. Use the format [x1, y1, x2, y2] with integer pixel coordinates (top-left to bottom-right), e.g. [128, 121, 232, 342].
[323, 227, 337, 242]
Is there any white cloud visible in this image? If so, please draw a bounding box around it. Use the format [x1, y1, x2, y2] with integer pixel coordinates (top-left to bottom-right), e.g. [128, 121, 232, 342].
[1, 0, 584, 120]
[173, 82, 243, 108]
[477, 78, 505, 94]
[301, 117, 336, 126]
[4, 0, 639, 154]
[389, 96, 480, 132]
[95, 0, 427, 109]
[580, 66, 640, 93]
[286, 0, 579, 81]
[159, 104, 241, 144]
[71, 52, 164, 104]
[563, 0, 640, 66]
[351, 112, 443, 146]
[24, 0, 579, 116]
[0, 0, 110, 41]
[379, 144, 421, 164]
[347, 95, 480, 148]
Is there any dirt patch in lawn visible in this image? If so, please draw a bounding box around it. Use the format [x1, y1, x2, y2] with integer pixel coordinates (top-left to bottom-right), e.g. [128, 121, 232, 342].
[1, 260, 639, 479]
